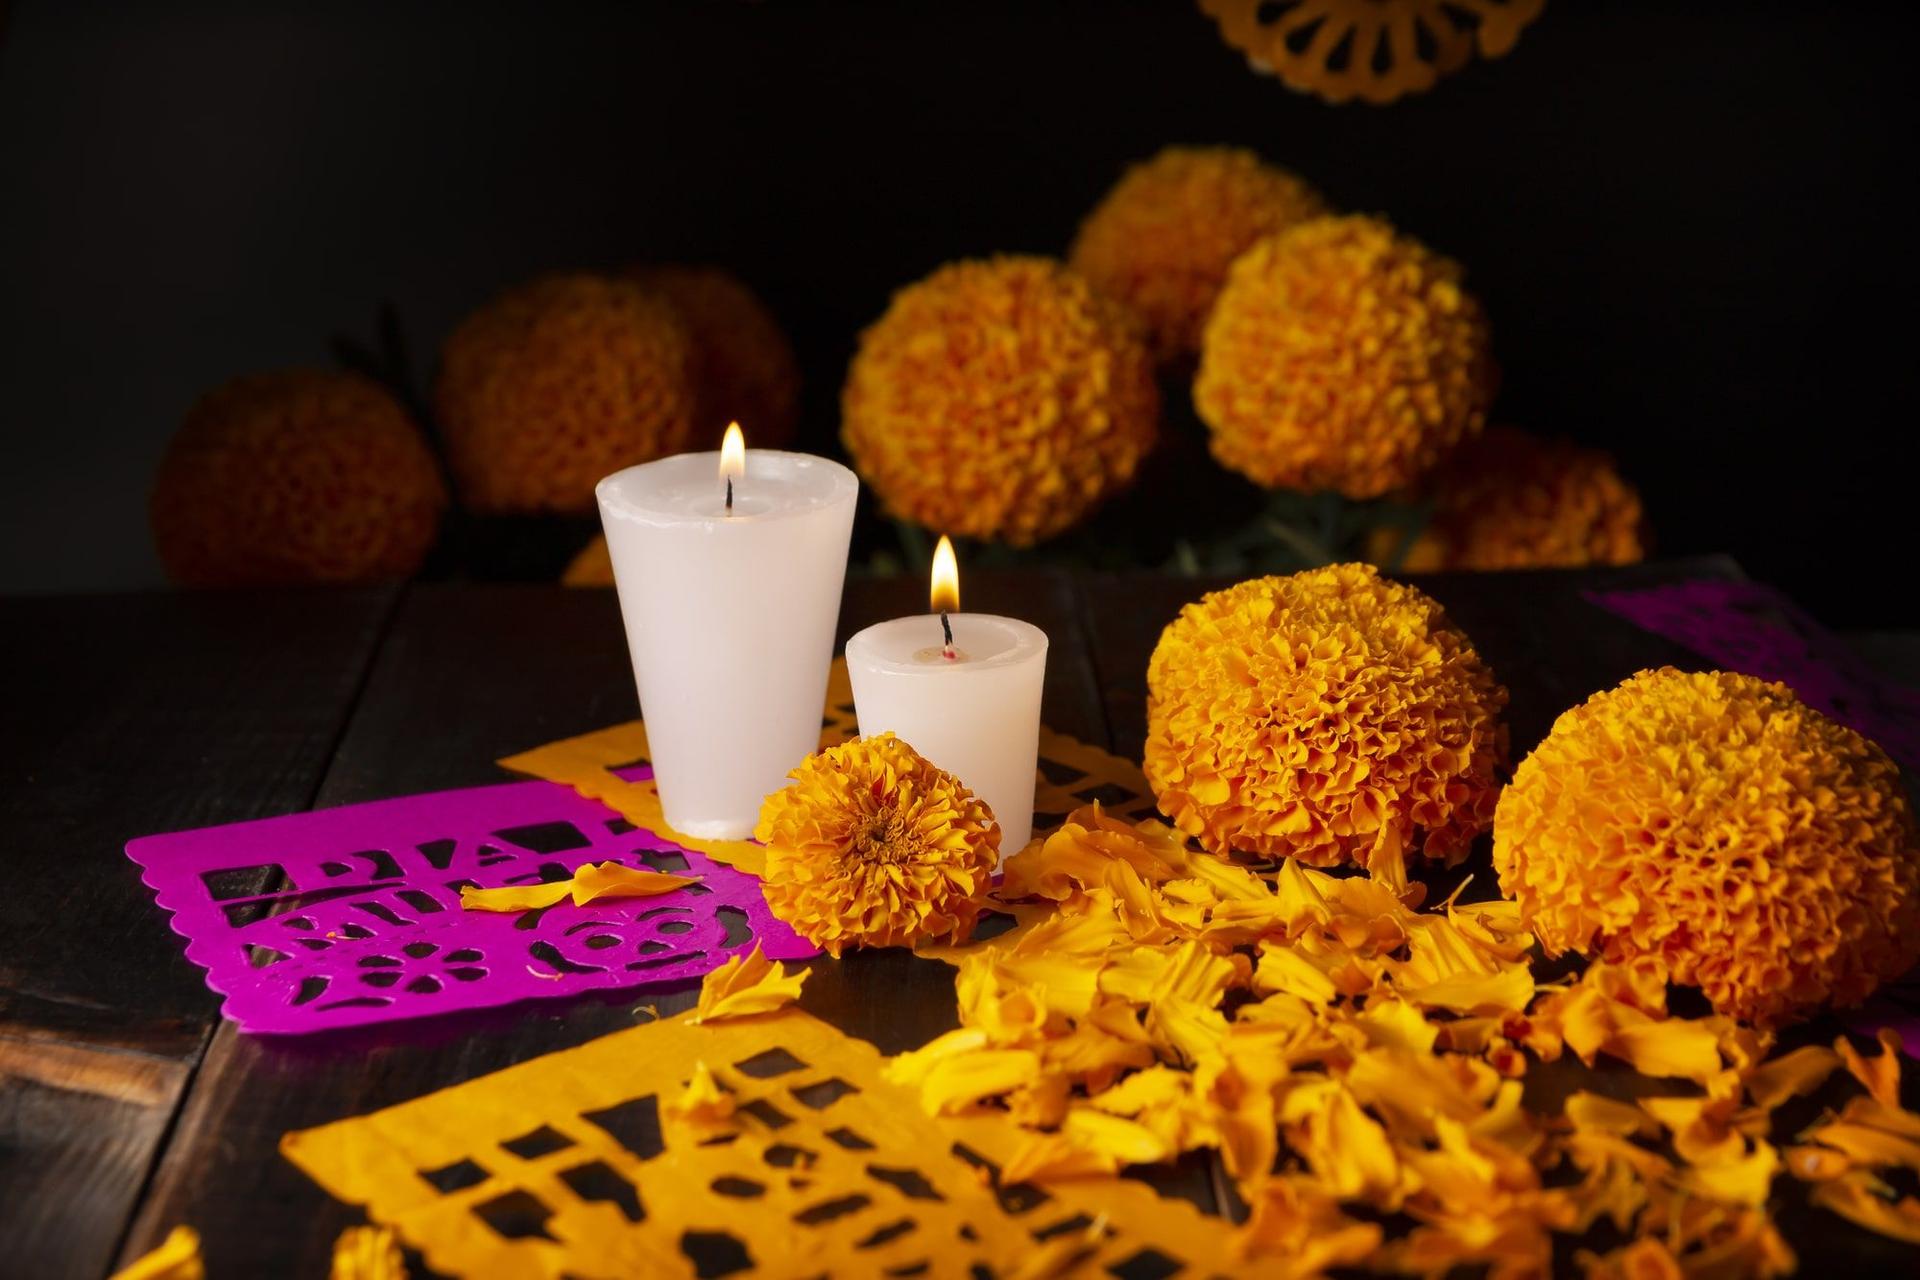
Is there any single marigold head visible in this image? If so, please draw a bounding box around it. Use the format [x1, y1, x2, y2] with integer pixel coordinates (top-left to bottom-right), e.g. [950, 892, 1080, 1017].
[1068, 146, 1328, 363]
[1195, 215, 1495, 499]
[152, 369, 446, 587]
[1380, 427, 1648, 572]
[841, 256, 1159, 546]
[1145, 563, 1508, 867]
[436, 273, 696, 515]
[756, 733, 1000, 955]
[624, 264, 802, 446]
[1495, 668, 1920, 1025]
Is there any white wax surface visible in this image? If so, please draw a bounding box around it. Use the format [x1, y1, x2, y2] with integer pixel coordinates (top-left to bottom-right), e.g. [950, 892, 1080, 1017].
[845, 613, 1048, 859]
[597, 450, 858, 838]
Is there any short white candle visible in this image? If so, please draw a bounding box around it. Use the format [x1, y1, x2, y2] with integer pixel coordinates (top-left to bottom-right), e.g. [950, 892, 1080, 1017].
[844, 539, 1048, 859]
[596, 428, 857, 839]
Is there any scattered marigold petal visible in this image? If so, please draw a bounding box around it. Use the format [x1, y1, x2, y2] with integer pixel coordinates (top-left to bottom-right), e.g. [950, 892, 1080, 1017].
[689, 942, 808, 1024]
[111, 1227, 204, 1280]
[458, 861, 699, 913]
[328, 1225, 404, 1280]
[1836, 1029, 1905, 1109]
[1808, 1170, 1920, 1244]
[663, 1061, 736, 1140]
[1743, 1044, 1842, 1111]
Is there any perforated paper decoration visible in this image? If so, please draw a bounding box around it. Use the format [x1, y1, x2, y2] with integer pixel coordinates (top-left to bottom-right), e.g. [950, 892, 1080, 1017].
[1586, 578, 1920, 773]
[501, 659, 1161, 874]
[1199, 0, 1545, 105]
[127, 776, 815, 1035]
[282, 1009, 1239, 1279]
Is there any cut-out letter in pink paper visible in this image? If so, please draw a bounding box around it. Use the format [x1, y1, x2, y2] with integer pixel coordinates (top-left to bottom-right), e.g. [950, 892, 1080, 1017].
[126, 773, 816, 1035]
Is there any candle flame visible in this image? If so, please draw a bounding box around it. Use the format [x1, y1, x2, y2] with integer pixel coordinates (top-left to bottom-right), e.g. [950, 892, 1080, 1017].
[930, 535, 960, 614]
[718, 421, 747, 486]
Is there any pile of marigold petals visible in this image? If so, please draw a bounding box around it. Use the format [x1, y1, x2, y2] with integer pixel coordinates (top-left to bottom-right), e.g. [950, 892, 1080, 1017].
[883, 804, 1920, 1276]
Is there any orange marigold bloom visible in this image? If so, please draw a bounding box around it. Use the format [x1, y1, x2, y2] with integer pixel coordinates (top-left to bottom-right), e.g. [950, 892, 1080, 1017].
[436, 273, 696, 514]
[151, 369, 445, 587]
[756, 733, 1000, 956]
[841, 256, 1159, 546]
[1495, 668, 1920, 1026]
[1145, 564, 1508, 867]
[624, 264, 802, 445]
[1068, 146, 1327, 363]
[1195, 215, 1494, 499]
[1383, 426, 1648, 571]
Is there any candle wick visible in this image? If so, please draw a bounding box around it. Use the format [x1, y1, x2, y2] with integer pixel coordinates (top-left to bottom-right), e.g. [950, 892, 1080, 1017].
[725, 477, 733, 514]
[940, 611, 955, 661]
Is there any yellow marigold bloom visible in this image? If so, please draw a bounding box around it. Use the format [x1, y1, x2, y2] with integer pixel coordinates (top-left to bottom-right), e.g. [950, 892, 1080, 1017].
[624, 264, 802, 445]
[152, 370, 446, 588]
[1382, 426, 1648, 571]
[1495, 668, 1920, 1025]
[841, 256, 1159, 546]
[755, 733, 1000, 955]
[1195, 215, 1495, 498]
[1145, 564, 1508, 867]
[1068, 146, 1327, 362]
[437, 273, 696, 514]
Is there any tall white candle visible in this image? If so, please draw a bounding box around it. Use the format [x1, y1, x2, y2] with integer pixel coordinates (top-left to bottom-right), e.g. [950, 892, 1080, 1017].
[596, 432, 857, 839]
[844, 540, 1048, 858]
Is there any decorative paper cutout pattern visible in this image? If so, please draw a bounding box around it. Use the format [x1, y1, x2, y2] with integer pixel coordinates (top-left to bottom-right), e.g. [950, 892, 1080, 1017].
[498, 662, 862, 878]
[1198, 0, 1546, 106]
[501, 659, 1161, 874]
[127, 779, 814, 1035]
[282, 1008, 1238, 1279]
[1586, 578, 1920, 773]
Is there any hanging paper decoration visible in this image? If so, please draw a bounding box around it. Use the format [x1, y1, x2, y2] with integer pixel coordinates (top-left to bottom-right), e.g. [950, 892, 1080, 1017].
[281, 1008, 1239, 1279]
[127, 776, 815, 1034]
[500, 659, 1160, 874]
[1198, 0, 1546, 105]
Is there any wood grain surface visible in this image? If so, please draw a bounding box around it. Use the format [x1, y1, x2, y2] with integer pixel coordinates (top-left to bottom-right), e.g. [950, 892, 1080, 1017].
[5, 563, 1915, 1277]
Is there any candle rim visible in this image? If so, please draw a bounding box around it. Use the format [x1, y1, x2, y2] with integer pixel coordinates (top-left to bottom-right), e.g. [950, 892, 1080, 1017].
[845, 612, 1048, 676]
[597, 449, 858, 526]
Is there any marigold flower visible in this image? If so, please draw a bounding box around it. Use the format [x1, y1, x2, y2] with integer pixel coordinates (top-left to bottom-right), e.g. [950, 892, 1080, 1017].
[756, 733, 999, 955]
[1495, 668, 1920, 1025]
[1195, 215, 1495, 498]
[1381, 426, 1648, 571]
[841, 256, 1159, 545]
[1144, 564, 1508, 866]
[624, 264, 801, 445]
[152, 370, 445, 587]
[437, 273, 696, 514]
[1068, 146, 1327, 362]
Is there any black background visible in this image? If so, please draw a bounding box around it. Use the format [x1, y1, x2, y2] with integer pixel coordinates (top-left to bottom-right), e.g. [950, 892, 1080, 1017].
[1, 1, 1914, 621]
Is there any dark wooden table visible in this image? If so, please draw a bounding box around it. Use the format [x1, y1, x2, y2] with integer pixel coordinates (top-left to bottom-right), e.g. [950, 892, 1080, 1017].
[3, 560, 1914, 1278]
